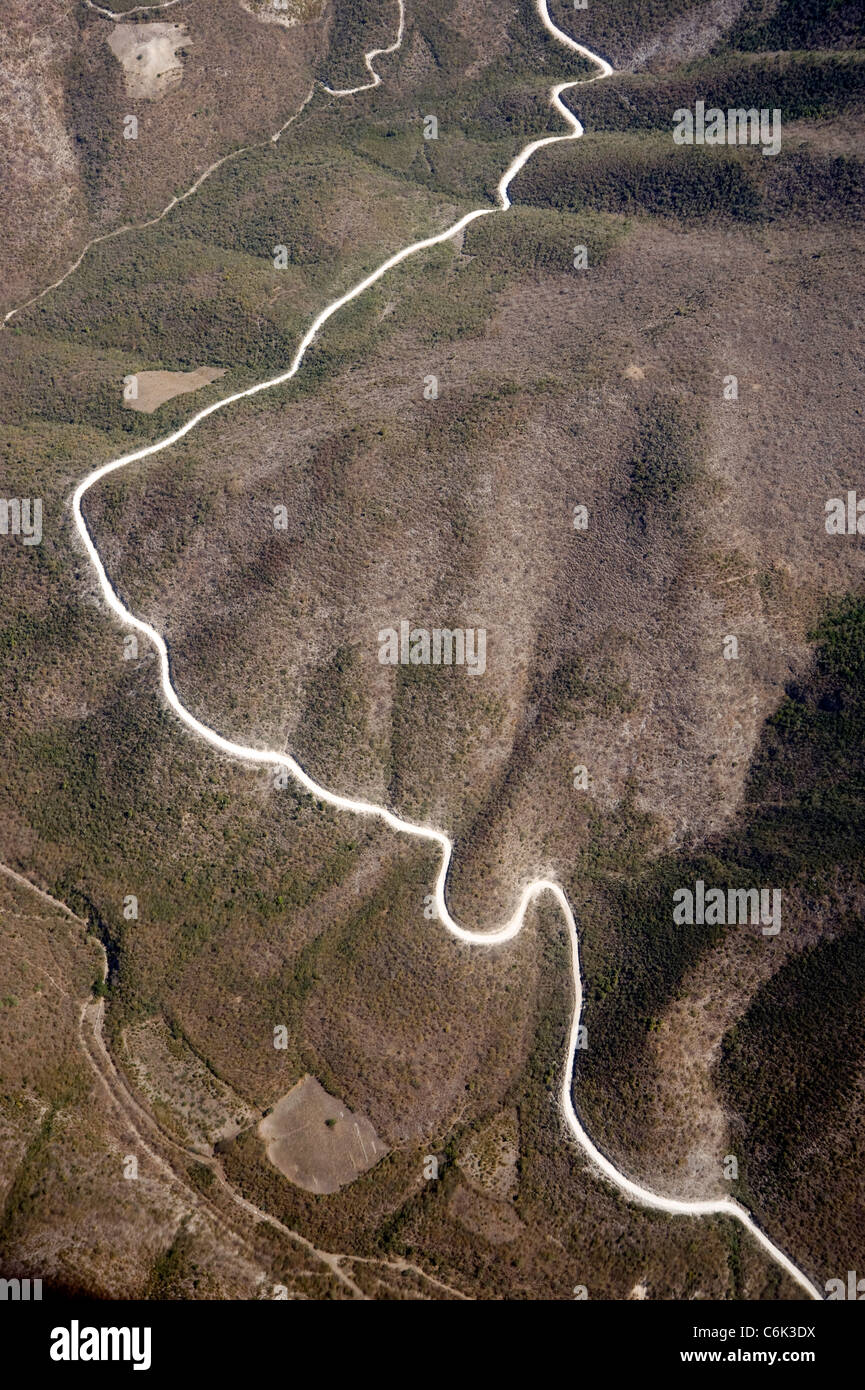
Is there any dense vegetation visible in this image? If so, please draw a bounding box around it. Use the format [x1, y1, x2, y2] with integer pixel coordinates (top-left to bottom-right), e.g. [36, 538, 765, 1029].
[516, 132, 865, 224]
[574, 51, 865, 131]
[723, 0, 865, 54]
[576, 596, 865, 1272]
[626, 397, 702, 519]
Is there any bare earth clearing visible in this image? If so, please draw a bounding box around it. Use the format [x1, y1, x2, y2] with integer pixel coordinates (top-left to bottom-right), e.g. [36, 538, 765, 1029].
[107, 22, 191, 101]
[125, 366, 227, 412]
[258, 1075, 389, 1193]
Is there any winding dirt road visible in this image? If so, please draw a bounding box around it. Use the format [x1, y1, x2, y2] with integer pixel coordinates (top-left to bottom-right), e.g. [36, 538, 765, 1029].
[64, 0, 822, 1300]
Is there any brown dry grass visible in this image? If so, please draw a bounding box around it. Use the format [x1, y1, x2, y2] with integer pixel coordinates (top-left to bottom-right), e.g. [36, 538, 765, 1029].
[124, 367, 226, 412]
[258, 1073, 388, 1192]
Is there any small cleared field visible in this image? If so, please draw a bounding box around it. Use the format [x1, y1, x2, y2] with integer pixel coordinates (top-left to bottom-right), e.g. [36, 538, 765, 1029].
[124, 367, 226, 413]
[241, 0, 325, 30]
[107, 23, 191, 102]
[258, 1074, 388, 1193]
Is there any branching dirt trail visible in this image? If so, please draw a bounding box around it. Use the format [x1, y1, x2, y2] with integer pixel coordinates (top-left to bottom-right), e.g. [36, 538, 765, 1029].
[0, 865, 466, 1299]
[78, 978, 469, 1298]
[60, 0, 822, 1299]
[0, 860, 90, 924]
[1, 80, 317, 332]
